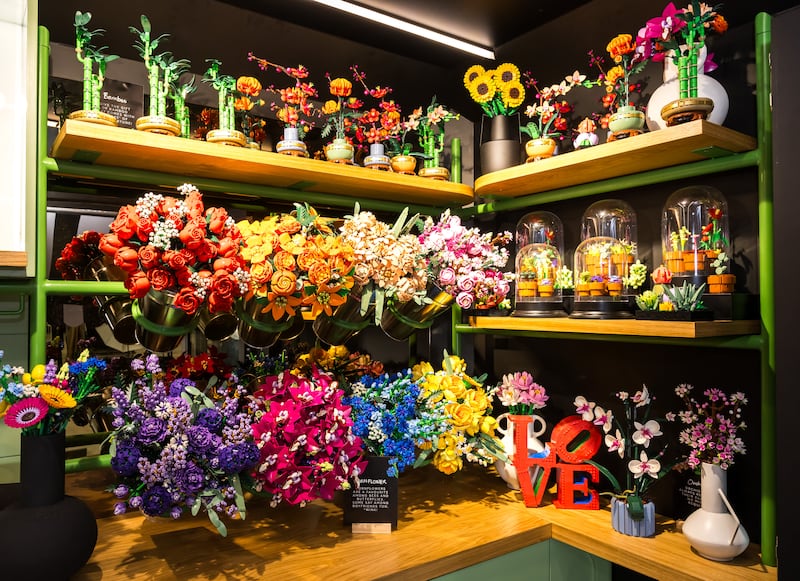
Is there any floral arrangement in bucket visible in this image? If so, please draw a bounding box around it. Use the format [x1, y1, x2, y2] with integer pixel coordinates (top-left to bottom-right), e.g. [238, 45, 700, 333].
[337, 204, 428, 324]
[248, 366, 367, 506]
[99, 184, 249, 316]
[675, 383, 747, 470]
[236, 204, 356, 322]
[463, 62, 526, 118]
[575, 385, 676, 528]
[417, 209, 514, 311]
[344, 369, 448, 477]
[108, 354, 259, 536]
[54, 230, 103, 281]
[411, 353, 504, 475]
[247, 53, 318, 140]
[1, 349, 107, 435]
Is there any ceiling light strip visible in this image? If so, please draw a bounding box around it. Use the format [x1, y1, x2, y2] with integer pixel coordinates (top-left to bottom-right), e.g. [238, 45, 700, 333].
[308, 0, 495, 60]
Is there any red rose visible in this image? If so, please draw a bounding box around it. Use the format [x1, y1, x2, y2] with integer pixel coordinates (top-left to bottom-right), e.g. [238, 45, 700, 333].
[113, 246, 140, 273]
[163, 250, 187, 270]
[82, 231, 102, 247]
[109, 205, 138, 241]
[158, 195, 181, 216]
[184, 190, 205, 219]
[213, 257, 237, 272]
[99, 233, 124, 257]
[147, 266, 176, 291]
[125, 271, 150, 298]
[179, 217, 208, 250]
[210, 270, 239, 300]
[134, 215, 154, 243]
[137, 245, 161, 270]
[217, 236, 239, 258]
[195, 239, 219, 263]
[173, 286, 202, 315]
[175, 266, 193, 288]
[207, 207, 229, 236]
[207, 291, 233, 314]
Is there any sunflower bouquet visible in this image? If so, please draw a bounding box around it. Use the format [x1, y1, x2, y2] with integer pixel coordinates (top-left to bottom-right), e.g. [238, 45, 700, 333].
[463, 63, 526, 117]
[1, 349, 107, 435]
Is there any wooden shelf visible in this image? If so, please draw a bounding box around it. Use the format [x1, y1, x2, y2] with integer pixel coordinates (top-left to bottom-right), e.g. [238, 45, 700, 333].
[60, 465, 775, 581]
[474, 120, 757, 198]
[466, 316, 761, 338]
[49, 120, 474, 206]
[0, 251, 26, 268]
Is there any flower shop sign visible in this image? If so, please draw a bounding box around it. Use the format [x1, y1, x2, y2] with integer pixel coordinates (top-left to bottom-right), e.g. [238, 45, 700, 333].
[343, 456, 398, 533]
[510, 415, 602, 510]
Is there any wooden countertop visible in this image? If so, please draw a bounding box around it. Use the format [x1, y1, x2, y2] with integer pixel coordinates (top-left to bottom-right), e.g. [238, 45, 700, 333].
[65, 466, 776, 581]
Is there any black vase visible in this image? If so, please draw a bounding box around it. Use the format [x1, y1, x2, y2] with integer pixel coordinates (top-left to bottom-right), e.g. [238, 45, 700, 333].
[479, 114, 522, 175]
[0, 432, 98, 580]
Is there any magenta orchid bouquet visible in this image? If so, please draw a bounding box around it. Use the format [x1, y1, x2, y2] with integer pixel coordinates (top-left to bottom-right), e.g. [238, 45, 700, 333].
[675, 383, 746, 470]
[418, 210, 514, 310]
[249, 367, 367, 507]
[492, 371, 549, 416]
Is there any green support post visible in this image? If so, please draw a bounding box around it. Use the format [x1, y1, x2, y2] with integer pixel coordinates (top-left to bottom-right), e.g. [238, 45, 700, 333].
[755, 12, 776, 568]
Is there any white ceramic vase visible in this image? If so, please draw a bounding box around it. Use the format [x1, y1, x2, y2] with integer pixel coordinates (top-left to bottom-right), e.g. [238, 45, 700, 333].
[682, 462, 749, 561]
[646, 46, 729, 131]
[494, 413, 547, 490]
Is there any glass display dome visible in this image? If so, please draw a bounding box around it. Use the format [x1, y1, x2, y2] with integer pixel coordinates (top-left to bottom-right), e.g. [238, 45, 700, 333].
[513, 211, 568, 317]
[661, 185, 730, 285]
[571, 199, 638, 318]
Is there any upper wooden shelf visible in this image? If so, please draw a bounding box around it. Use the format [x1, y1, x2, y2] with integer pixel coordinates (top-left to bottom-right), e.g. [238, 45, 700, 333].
[49, 120, 474, 207]
[465, 316, 761, 339]
[474, 120, 757, 198]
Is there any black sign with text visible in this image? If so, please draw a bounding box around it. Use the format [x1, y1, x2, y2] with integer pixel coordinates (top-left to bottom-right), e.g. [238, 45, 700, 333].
[343, 456, 398, 529]
[99, 79, 143, 129]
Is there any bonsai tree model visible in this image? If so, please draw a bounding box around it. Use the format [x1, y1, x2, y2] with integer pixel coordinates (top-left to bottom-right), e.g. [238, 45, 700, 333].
[202, 59, 247, 147]
[69, 11, 119, 126]
[130, 15, 186, 136]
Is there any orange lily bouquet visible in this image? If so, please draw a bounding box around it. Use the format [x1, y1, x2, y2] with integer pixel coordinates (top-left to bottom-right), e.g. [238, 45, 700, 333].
[236, 203, 356, 321]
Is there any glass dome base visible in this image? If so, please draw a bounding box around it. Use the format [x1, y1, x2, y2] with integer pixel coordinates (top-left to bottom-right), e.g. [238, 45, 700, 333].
[513, 300, 568, 317]
[568, 299, 634, 319]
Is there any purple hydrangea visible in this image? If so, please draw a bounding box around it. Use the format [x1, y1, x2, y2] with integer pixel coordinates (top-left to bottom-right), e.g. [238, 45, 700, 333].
[168, 377, 197, 397]
[138, 417, 167, 445]
[111, 442, 141, 477]
[195, 407, 224, 434]
[217, 441, 260, 474]
[141, 484, 172, 517]
[186, 425, 215, 453]
[177, 462, 205, 493]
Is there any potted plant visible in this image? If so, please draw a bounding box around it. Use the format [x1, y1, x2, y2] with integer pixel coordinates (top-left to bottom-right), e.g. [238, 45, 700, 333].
[707, 251, 735, 293]
[576, 386, 676, 537]
[320, 74, 362, 163]
[69, 11, 119, 126]
[415, 97, 460, 179]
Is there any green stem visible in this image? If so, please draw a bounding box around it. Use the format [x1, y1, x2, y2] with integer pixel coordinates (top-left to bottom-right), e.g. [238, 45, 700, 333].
[81, 56, 92, 110]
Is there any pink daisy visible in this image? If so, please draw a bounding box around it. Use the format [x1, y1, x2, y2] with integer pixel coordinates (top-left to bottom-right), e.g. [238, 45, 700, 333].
[4, 397, 49, 429]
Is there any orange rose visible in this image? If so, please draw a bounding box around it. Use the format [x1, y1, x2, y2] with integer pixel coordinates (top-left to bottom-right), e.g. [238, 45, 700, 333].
[207, 291, 233, 314]
[147, 266, 176, 291]
[276, 215, 302, 235]
[307, 261, 332, 286]
[213, 256, 238, 272]
[109, 205, 138, 241]
[99, 233, 124, 257]
[297, 249, 322, 271]
[175, 266, 193, 288]
[184, 190, 205, 219]
[173, 286, 202, 315]
[273, 250, 296, 271]
[206, 207, 230, 235]
[270, 270, 297, 296]
[163, 249, 188, 270]
[217, 236, 239, 258]
[195, 239, 219, 263]
[249, 262, 273, 288]
[210, 270, 239, 300]
[113, 246, 140, 273]
[179, 217, 208, 250]
[329, 77, 352, 98]
[137, 245, 161, 270]
[124, 271, 150, 299]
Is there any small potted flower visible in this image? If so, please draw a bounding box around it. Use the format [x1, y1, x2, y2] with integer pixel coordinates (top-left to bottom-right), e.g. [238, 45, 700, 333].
[350, 64, 397, 169]
[415, 97, 460, 180]
[707, 252, 735, 293]
[320, 74, 363, 163]
[247, 53, 318, 155]
[675, 383, 750, 560]
[521, 69, 598, 161]
[576, 386, 676, 537]
[463, 62, 527, 173]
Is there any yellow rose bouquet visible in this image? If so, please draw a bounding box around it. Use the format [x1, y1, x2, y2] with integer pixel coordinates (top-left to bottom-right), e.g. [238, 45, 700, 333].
[412, 353, 504, 475]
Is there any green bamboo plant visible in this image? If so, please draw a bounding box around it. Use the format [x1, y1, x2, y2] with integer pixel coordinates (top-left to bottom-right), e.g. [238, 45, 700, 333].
[130, 15, 171, 118]
[73, 11, 118, 113]
[171, 75, 197, 138]
[203, 59, 238, 132]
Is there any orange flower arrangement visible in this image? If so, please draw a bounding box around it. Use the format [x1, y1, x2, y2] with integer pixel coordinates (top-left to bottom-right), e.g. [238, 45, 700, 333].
[236, 204, 356, 321]
[321, 74, 363, 141]
[99, 184, 249, 316]
[350, 64, 400, 153]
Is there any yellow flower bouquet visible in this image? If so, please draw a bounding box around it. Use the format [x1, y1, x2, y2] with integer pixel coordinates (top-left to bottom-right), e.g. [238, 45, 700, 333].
[463, 63, 526, 117]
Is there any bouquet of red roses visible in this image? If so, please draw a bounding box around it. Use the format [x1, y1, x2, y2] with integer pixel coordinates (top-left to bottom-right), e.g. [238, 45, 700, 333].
[99, 184, 250, 315]
[55, 230, 104, 281]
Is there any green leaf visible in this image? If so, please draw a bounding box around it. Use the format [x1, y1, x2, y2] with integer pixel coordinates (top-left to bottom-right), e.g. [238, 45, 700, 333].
[207, 509, 227, 537]
[191, 497, 202, 517]
[232, 474, 247, 520]
[585, 459, 622, 494]
[626, 494, 645, 521]
[140, 14, 151, 34]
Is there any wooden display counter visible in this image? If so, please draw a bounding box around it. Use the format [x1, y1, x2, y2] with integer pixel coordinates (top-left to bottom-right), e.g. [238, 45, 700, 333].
[66, 465, 776, 580]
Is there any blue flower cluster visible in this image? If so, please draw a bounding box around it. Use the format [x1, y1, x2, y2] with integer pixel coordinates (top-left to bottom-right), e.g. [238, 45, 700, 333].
[344, 369, 447, 477]
[109, 354, 258, 536]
